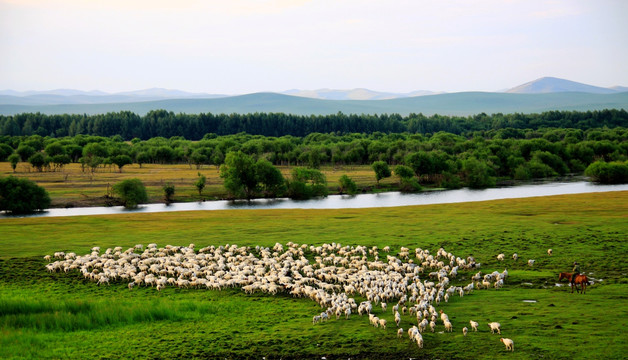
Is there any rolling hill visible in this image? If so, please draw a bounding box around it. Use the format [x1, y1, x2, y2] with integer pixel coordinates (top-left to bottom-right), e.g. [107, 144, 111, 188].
[505, 77, 619, 94]
[1, 91, 627, 116]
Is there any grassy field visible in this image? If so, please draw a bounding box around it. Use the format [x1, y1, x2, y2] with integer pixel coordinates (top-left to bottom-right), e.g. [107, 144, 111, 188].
[1, 192, 627, 359]
[0, 162, 396, 207]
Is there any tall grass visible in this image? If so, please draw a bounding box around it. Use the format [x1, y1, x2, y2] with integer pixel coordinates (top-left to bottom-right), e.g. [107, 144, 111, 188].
[0, 297, 188, 331]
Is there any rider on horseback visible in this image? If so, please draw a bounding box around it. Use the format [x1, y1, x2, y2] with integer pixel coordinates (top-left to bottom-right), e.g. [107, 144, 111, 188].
[571, 261, 581, 287]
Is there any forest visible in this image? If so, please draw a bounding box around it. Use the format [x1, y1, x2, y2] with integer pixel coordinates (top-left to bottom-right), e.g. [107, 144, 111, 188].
[1, 123, 627, 195]
[0, 109, 627, 140]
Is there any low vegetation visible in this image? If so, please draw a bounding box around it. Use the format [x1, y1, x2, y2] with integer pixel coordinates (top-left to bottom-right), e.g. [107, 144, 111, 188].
[1, 192, 626, 359]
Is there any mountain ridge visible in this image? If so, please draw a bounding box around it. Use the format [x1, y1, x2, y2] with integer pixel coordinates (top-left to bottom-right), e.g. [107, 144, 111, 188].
[2, 91, 627, 117]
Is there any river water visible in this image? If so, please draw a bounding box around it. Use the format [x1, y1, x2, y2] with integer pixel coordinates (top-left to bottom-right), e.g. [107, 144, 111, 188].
[3, 181, 627, 219]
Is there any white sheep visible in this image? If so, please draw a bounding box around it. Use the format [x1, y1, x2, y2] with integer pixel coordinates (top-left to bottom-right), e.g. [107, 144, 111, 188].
[313, 315, 321, 324]
[463, 326, 468, 336]
[497, 253, 505, 261]
[397, 328, 404, 338]
[415, 332, 423, 348]
[43, 255, 52, 261]
[470, 320, 479, 331]
[488, 322, 501, 334]
[444, 319, 453, 332]
[394, 311, 401, 327]
[547, 249, 552, 256]
[378, 318, 387, 329]
[512, 253, 518, 261]
[429, 320, 436, 333]
[528, 259, 535, 266]
[500, 337, 514, 351]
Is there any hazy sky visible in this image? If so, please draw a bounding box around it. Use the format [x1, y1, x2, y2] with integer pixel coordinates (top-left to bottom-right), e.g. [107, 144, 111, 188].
[1, 0, 626, 93]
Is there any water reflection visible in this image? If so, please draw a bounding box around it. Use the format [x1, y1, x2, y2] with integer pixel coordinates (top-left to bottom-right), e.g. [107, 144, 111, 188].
[3, 181, 627, 219]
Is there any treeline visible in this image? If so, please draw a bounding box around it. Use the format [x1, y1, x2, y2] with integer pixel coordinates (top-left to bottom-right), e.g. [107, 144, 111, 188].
[2, 127, 627, 187]
[0, 109, 627, 140]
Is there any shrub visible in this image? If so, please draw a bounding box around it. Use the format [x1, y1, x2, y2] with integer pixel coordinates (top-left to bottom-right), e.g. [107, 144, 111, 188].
[163, 183, 175, 203]
[113, 179, 148, 209]
[0, 176, 51, 214]
[338, 174, 358, 195]
[585, 161, 628, 184]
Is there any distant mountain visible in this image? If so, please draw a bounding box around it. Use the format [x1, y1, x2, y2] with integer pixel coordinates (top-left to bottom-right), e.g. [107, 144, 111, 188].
[506, 77, 618, 94]
[2, 91, 627, 117]
[0, 88, 227, 106]
[610, 86, 628, 92]
[282, 88, 438, 100]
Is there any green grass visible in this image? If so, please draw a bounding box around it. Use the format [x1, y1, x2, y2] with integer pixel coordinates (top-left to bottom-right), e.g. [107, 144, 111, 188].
[1, 191, 627, 359]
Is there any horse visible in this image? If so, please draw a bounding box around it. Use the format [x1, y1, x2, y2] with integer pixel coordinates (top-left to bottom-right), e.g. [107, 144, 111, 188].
[558, 272, 588, 294]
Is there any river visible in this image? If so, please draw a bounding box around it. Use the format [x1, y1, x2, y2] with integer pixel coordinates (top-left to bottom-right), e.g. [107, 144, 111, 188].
[3, 181, 627, 219]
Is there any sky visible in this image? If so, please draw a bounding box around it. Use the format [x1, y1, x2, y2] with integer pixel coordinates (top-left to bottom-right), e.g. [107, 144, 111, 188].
[1, 0, 627, 94]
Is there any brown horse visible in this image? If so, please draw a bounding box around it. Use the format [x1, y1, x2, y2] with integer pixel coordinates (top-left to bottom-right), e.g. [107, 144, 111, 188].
[558, 272, 588, 294]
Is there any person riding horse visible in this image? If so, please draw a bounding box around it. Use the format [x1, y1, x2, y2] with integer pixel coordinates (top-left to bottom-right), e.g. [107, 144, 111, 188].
[571, 262, 581, 287]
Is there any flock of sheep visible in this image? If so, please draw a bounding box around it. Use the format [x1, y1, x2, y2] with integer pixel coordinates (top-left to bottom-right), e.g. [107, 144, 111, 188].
[45, 242, 524, 353]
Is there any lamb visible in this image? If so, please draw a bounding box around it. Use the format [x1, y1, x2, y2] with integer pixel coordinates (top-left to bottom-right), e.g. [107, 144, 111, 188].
[418, 318, 428, 333]
[488, 322, 501, 334]
[429, 320, 436, 333]
[527, 259, 535, 266]
[500, 337, 514, 351]
[43, 255, 52, 261]
[512, 253, 518, 261]
[497, 253, 505, 261]
[397, 328, 404, 338]
[443, 319, 453, 332]
[414, 332, 423, 348]
[313, 315, 321, 324]
[547, 249, 553, 256]
[378, 318, 387, 329]
[395, 311, 401, 327]
[470, 320, 479, 331]
[462, 326, 468, 336]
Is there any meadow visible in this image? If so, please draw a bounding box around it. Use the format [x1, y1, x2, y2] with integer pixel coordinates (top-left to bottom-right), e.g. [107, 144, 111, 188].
[1, 191, 627, 359]
[0, 162, 394, 208]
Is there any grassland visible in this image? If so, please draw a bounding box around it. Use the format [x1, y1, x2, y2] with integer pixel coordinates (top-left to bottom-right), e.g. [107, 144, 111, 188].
[1, 192, 627, 359]
[0, 162, 394, 208]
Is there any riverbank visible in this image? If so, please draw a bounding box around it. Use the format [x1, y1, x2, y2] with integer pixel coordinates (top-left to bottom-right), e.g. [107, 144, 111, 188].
[1, 162, 594, 209]
[4, 181, 628, 219]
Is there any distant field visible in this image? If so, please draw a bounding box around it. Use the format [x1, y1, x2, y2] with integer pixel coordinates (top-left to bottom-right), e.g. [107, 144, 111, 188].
[0, 162, 393, 207]
[1, 192, 627, 359]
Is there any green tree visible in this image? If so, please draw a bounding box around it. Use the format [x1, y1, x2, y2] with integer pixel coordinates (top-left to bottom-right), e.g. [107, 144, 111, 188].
[113, 178, 148, 209]
[287, 167, 328, 199]
[585, 160, 628, 184]
[462, 157, 496, 189]
[190, 150, 207, 169]
[8, 153, 20, 173]
[16, 144, 35, 162]
[44, 142, 64, 157]
[112, 154, 133, 172]
[136, 152, 150, 168]
[220, 151, 258, 199]
[0, 143, 13, 161]
[338, 174, 358, 195]
[371, 161, 391, 186]
[254, 159, 285, 197]
[51, 154, 71, 171]
[195, 173, 207, 196]
[28, 152, 47, 172]
[394, 165, 415, 180]
[163, 182, 175, 203]
[393, 164, 421, 192]
[0, 176, 51, 214]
